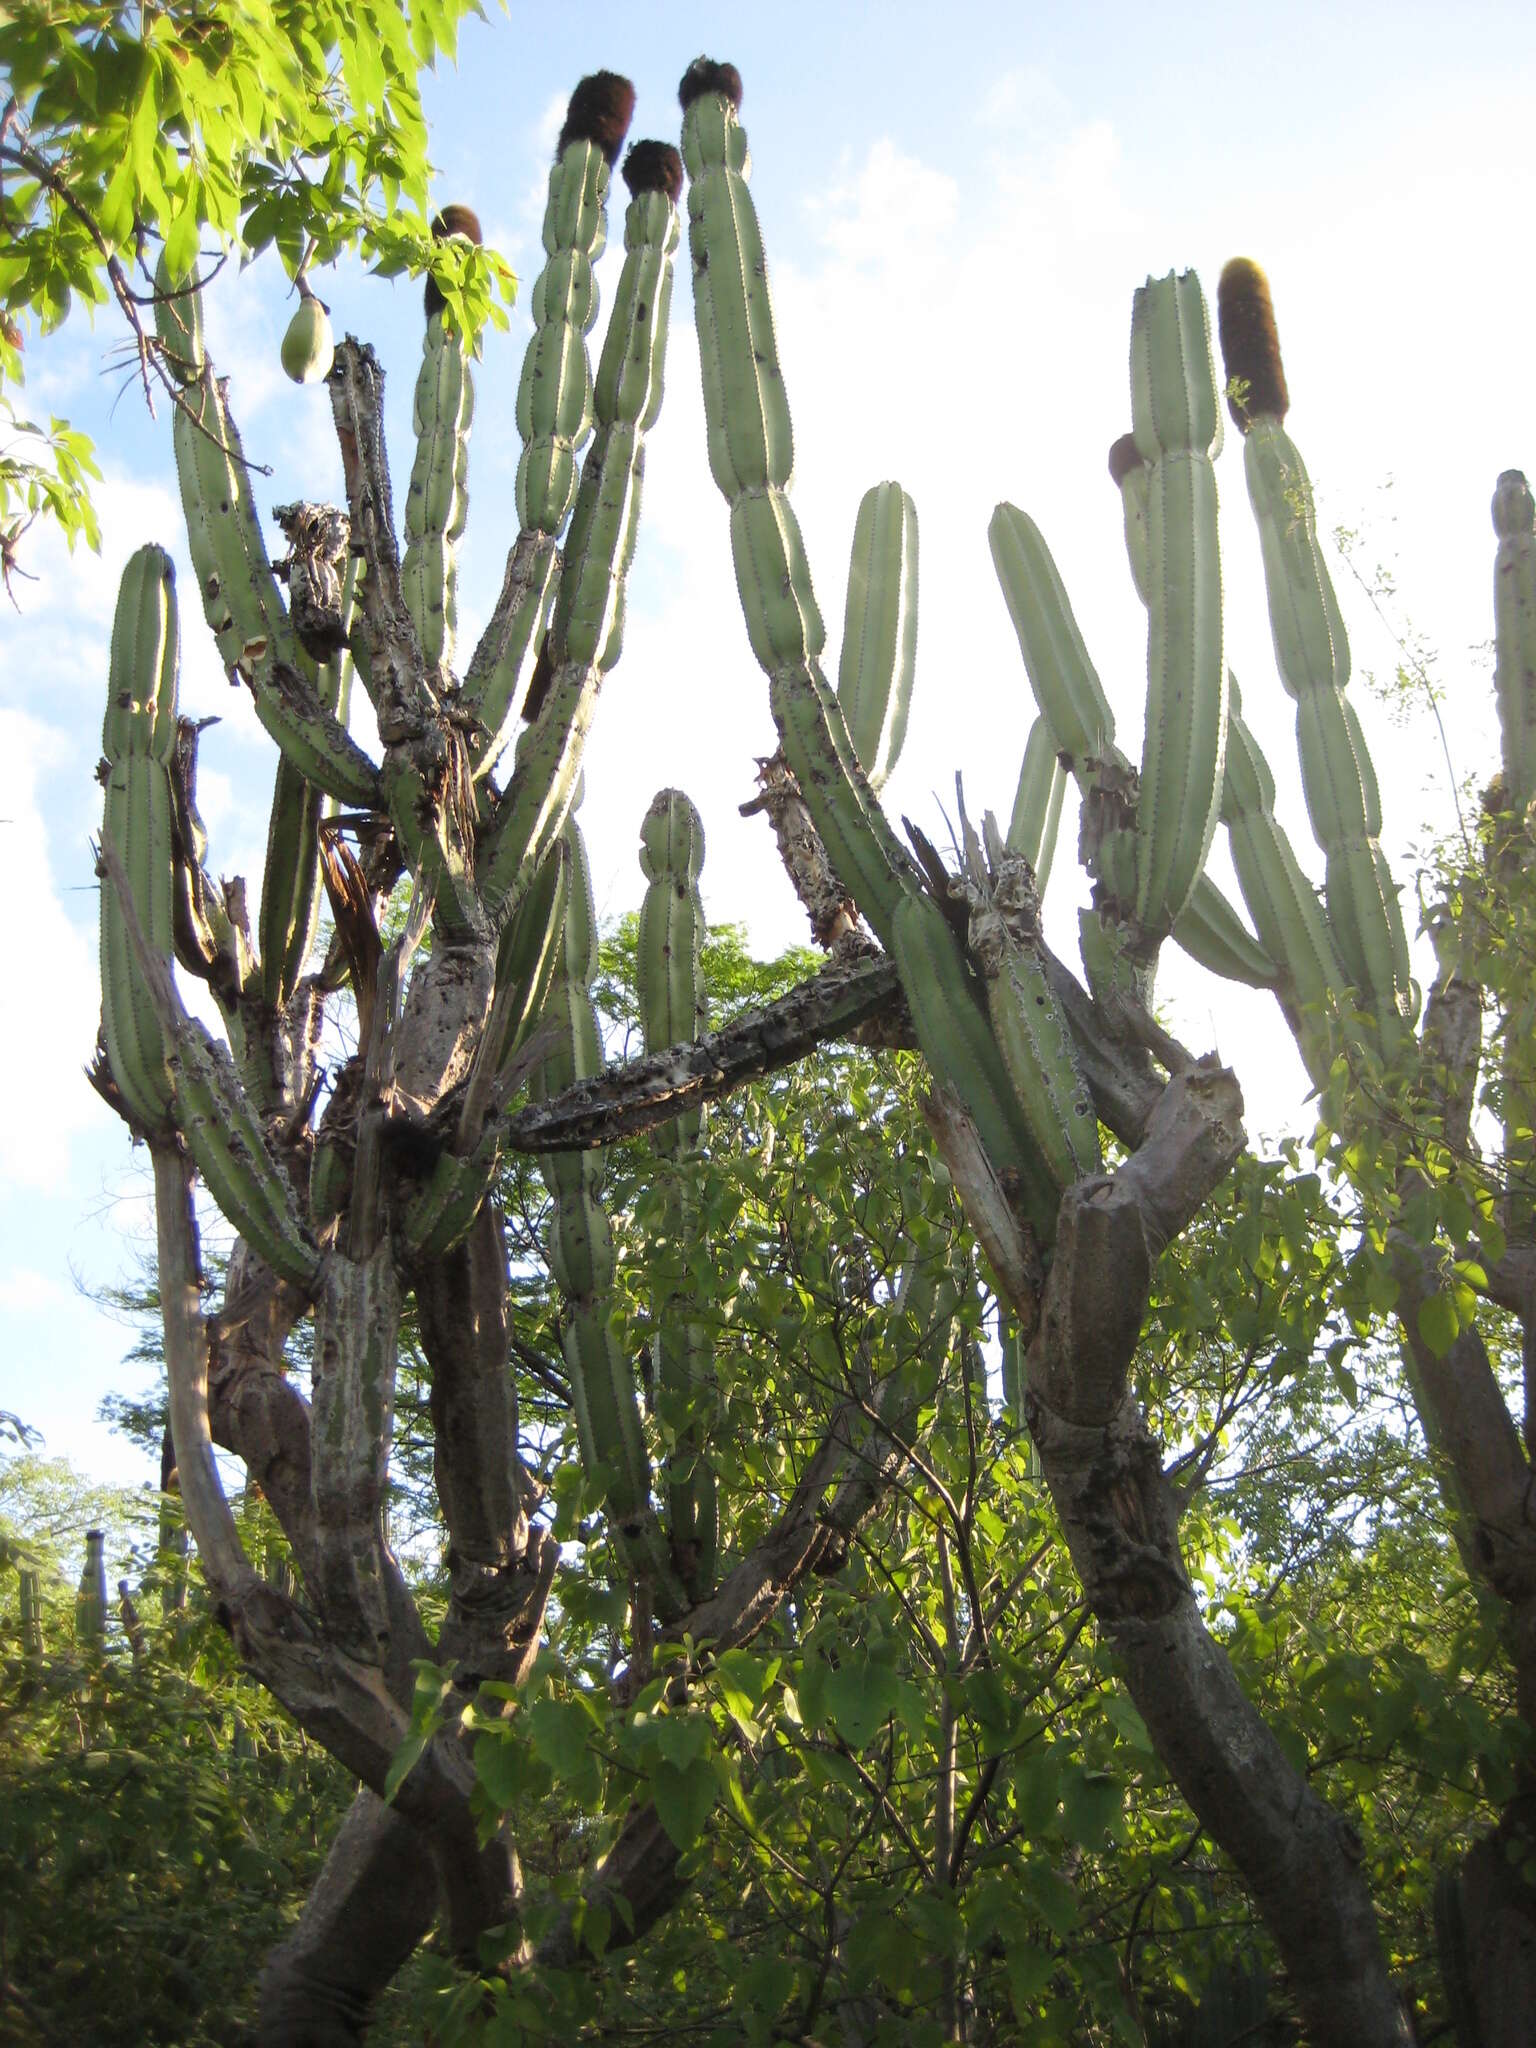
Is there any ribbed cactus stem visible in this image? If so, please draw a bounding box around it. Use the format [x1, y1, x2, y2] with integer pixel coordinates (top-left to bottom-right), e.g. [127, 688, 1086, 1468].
[534, 816, 687, 1614]
[75, 1529, 108, 1646]
[1006, 715, 1067, 897]
[1492, 469, 1536, 814]
[680, 58, 917, 949]
[1107, 443, 1319, 1007]
[1129, 270, 1227, 939]
[401, 208, 480, 673]
[837, 482, 920, 794]
[173, 357, 380, 809]
[480, 136, 681, 929]
[259, 552, 359, 1014]
[19, 1567, 44, 1659]
[99, 545, 180, 1131]
[1220, 257, 1414, 1051]
[637, 790, 717, 1595]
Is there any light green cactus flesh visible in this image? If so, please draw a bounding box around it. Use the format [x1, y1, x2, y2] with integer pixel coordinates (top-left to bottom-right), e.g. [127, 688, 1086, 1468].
[516, 141, 608, 536]
[173, 364, 380, 808]
[1006, 714, 1067, 895]
[891, 890, 1062, 1244]
[99, 546, 180, 1131]
[1129, 271, 1227, 939]
[837, 482, 919, 794]
[681, 73, 916, 948]
[990, 505, 1117, 773]
[401, 311, 474, 671]
[481, 165, 682, 931]
[1240, 414, 1413, 1045]
[259, 558, 358, 1012]
[637, 790, 717, 1595]
[533, 818, 687, 1614]
[1493, 470, 1536, 813]
[153, 250, 205, 386]
[1222, 678, 1348, 1024]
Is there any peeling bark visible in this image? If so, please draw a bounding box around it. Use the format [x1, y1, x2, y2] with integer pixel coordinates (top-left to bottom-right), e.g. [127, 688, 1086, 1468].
[981, 1067, 1414, 2048]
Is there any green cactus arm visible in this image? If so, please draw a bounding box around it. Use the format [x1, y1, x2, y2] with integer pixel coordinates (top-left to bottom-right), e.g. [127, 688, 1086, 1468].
[98, 835, 322, 1288]
[153, 251, 205, 387]
[173, 369, 381, 809]
[532, 818, 687, 1614]
[637, 789, 709, 1153]
[1109, 433, 1339, 1024]
[462, 532, 561, 781]
[636, 789, 717, 1595]
[1171, 873, 1279, 990]
[1129, 271, 1227, 938]
[989, 503, 1116, 772]
[1218, 259, 1413, 1046]
[400, 310, 474, 673]
[479, 145, 682, 930]
[1492, 470, 1536, 812]
[75, 1530, 109, 1645]
[836, 482, 920, 794]
[962, 811, 1102, 1188]
[679, 62, 917, 948]
[1222, 679, 1348, 1020]
[459, 89, 638, 775]
[99, 546, 181, 1131]
[891, 889, 1062, 1244]
[259, 555, 360, 1012]
[1006, 714, 1068, 896]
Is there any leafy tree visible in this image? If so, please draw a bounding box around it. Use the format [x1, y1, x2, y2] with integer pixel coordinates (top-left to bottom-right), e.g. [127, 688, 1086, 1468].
[65, 36, 1536, 2048]
[0, 0, 507, 581]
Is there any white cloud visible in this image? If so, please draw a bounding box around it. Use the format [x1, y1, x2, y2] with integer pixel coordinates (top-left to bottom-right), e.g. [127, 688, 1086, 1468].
[0, 710, 107, 1191]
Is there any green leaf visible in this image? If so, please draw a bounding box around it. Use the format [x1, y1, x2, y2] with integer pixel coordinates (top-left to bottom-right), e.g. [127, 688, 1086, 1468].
[1416, 1292, 1459, 1359]
[651, 1755, 717, 1850]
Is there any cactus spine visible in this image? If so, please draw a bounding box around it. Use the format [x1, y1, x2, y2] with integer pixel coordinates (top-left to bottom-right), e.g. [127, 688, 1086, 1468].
[99, 545, 180, 1130]
[837, 482, 919, 794]
[534, 817, 686, 1613]
[637, 790, 717, 1595]
[481, 133, 681, 928]
[1218, 259, 1413, 1049]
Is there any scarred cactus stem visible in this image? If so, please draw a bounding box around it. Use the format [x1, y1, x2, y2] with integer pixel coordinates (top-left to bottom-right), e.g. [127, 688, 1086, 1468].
[1217, 257, 1290, 432]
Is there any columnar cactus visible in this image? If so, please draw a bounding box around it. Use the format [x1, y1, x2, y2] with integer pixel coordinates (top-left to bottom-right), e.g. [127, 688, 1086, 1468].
[533, 811, 688, 1613]
[89, 51, 1535, 2048]
[636, 789, 717, 1596]
[1217, 259, 1414, 1051]
[74, 1529, 108, 1647]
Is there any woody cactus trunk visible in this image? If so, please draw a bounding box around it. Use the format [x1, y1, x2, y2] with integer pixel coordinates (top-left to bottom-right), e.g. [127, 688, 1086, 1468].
[92, 56, 1534, 2047]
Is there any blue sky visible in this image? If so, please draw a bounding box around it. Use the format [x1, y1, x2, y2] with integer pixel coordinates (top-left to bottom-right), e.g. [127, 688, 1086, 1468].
[3, 0, 1533, 1485]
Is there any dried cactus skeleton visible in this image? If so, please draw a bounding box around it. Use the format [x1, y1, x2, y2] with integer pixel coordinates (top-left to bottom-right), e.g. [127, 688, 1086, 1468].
[92, 53, 1536, 2047]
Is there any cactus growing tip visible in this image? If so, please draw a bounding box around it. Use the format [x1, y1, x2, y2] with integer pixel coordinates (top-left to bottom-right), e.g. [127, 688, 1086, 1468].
[1216, 257, 1289, 432]
[623, 140, 685, 203]
[678, 57, 743, 111]
[1107, 432, 1144, 485]
[558, 71, 637, 164]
